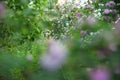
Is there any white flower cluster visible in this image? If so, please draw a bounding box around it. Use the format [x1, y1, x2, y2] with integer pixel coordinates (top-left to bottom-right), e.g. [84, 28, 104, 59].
[56, 0, 88, 7]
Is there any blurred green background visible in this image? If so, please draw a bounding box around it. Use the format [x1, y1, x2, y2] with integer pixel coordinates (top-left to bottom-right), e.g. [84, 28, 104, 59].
[0, 0, 120, 80]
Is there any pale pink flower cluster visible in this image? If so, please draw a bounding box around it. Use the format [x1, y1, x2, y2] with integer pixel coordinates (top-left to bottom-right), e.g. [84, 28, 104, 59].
[103, 1, 118, 21]
[40, 39, 67, 71]
[87, 14, 96, 26]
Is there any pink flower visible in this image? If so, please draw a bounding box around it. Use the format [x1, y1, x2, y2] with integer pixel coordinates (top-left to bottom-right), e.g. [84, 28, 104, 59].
[76, 12, 81, 17]
[109, 1, 116, 7]
[105, 2, 110, 7]
[104, 9, 110, 14]
[105, 1, 116, 8]
[88, 67, 111, 80]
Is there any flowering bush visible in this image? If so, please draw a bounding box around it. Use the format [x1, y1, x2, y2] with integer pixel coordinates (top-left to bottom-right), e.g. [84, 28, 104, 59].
[0, 0, 120, 80]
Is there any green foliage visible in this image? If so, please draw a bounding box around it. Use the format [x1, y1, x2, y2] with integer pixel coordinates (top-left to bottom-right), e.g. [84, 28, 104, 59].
[0, 0, 120, 80]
